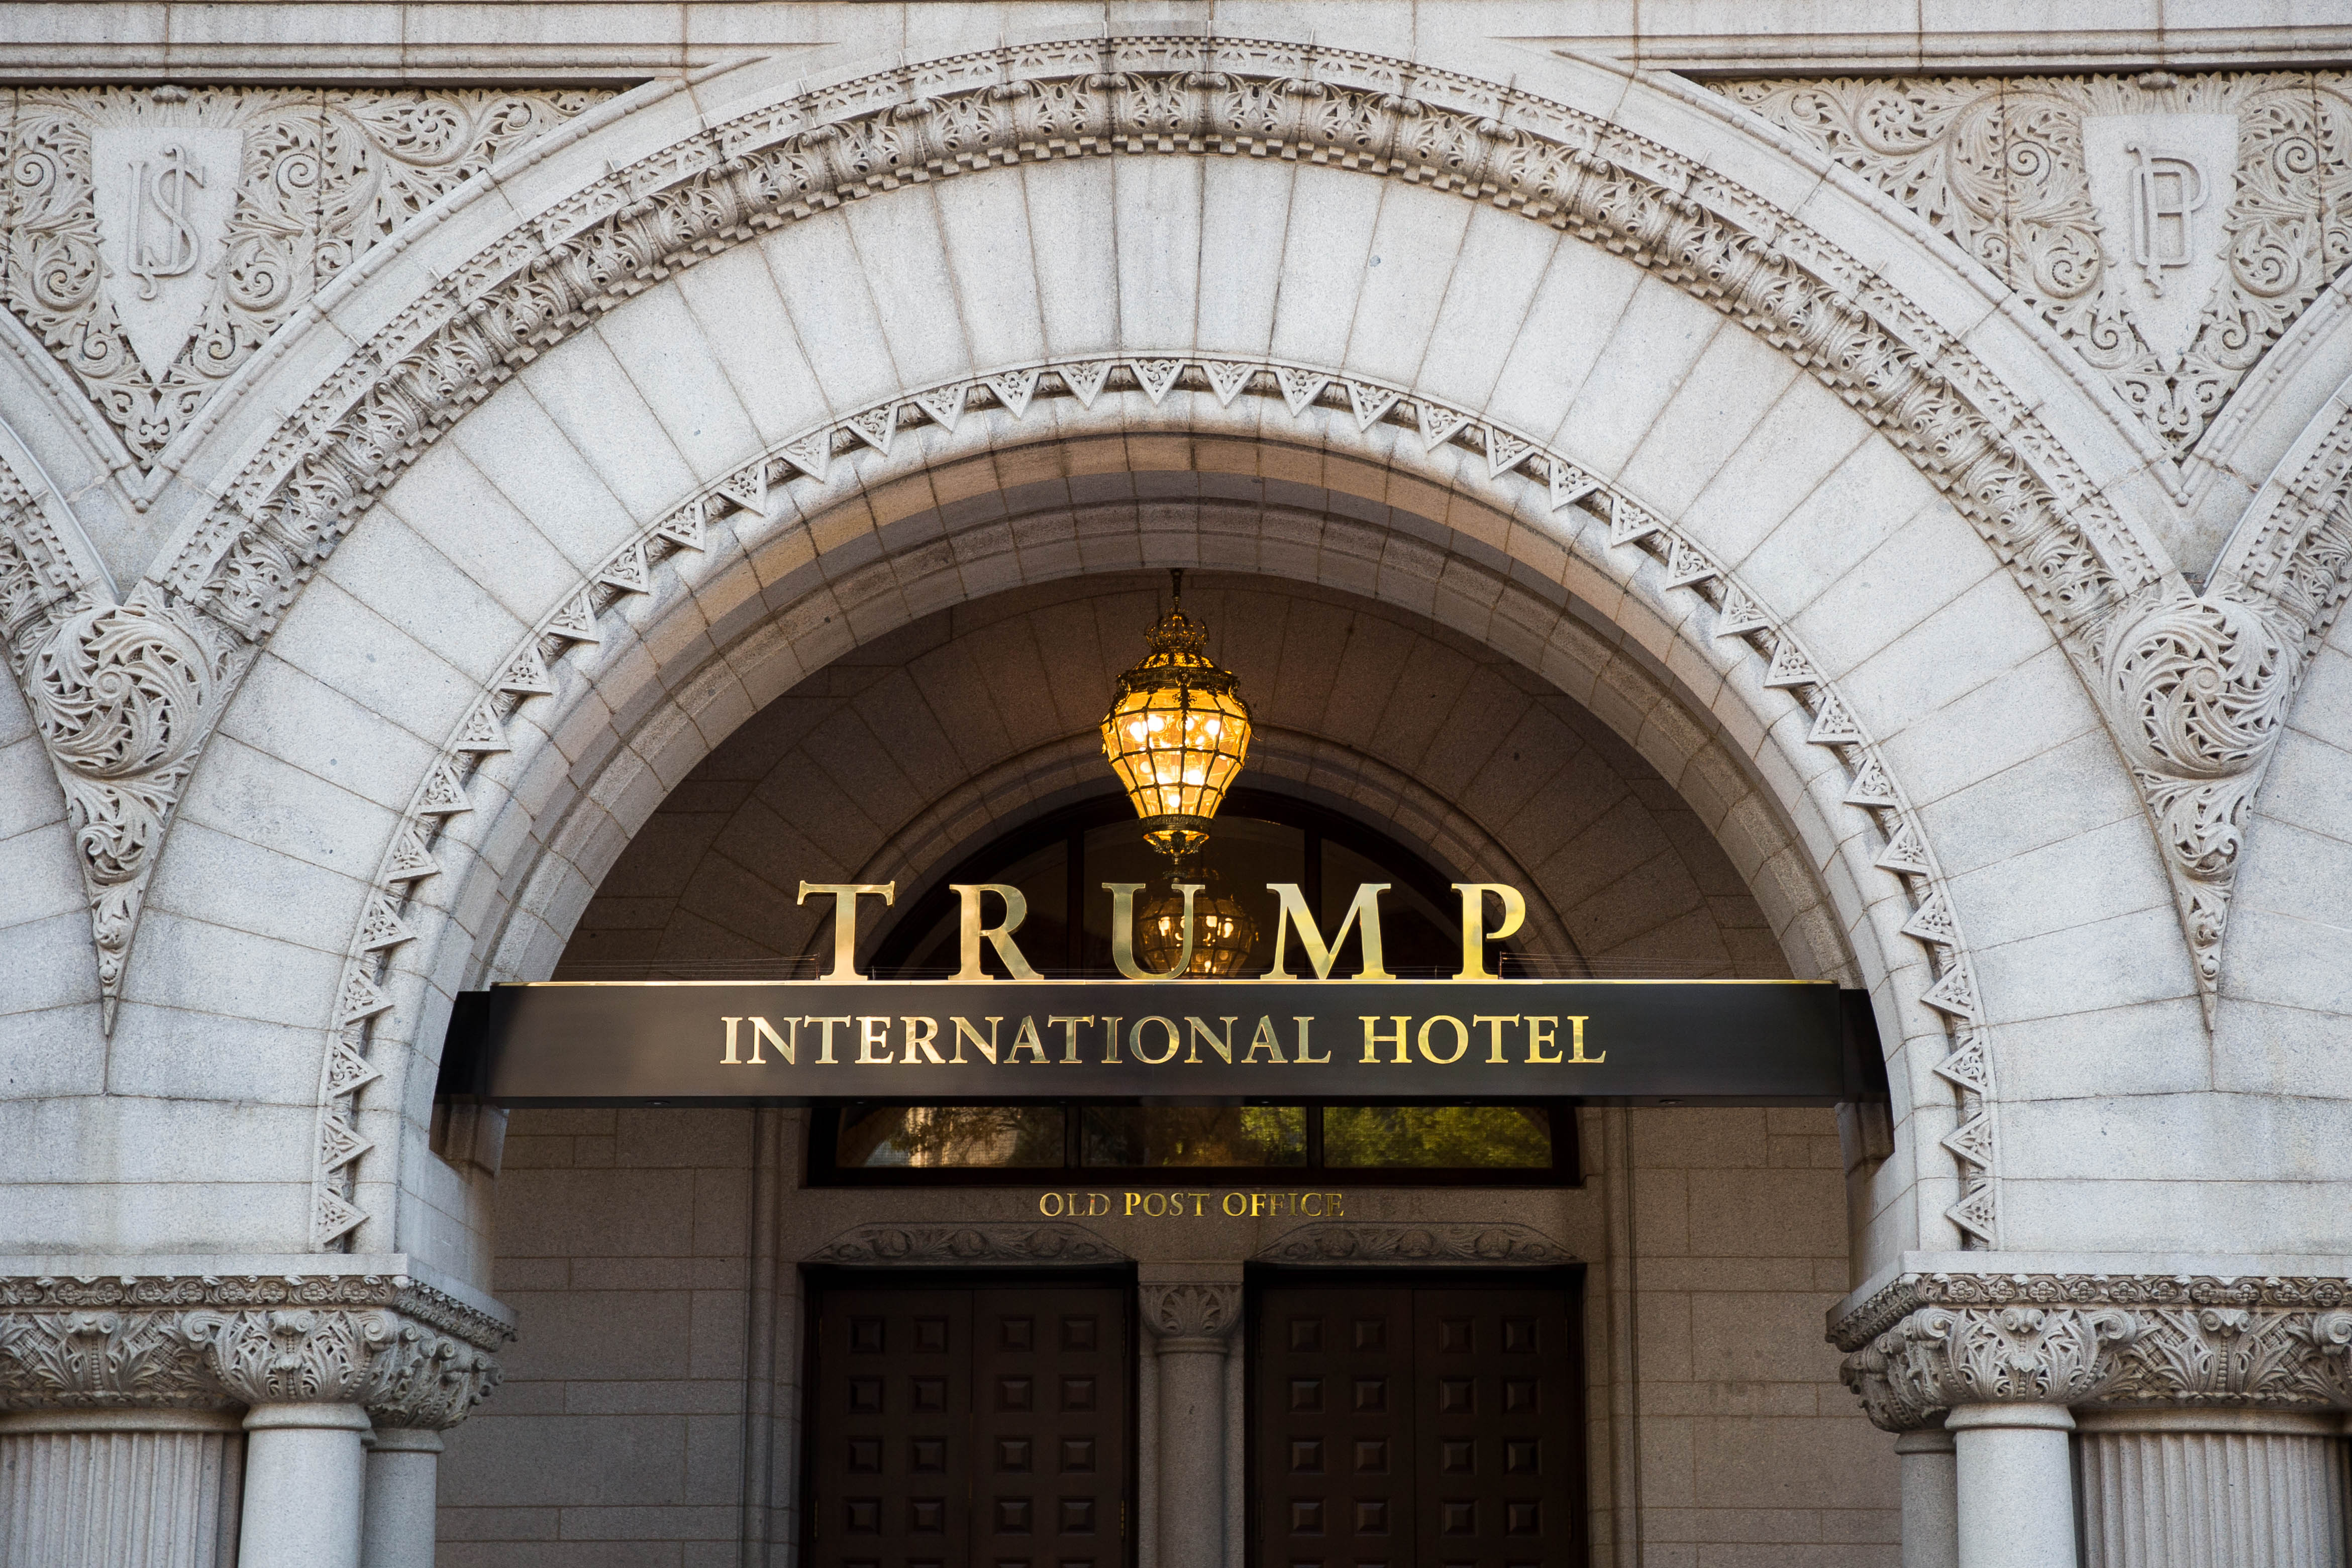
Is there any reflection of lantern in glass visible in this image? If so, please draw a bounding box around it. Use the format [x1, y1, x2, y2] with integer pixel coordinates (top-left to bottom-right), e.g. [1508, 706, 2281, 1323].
[1134, 869, 1261, 977]
[1100, 569, 1253, 861]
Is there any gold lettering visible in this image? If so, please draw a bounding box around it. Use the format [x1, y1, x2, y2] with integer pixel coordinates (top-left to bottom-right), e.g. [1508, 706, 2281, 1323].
[796, 882, 894, 981]
[1417, 1014, 1470, 1065]
[1126, 1192, 1144, 1216]
[1143, 1192, 1168, 1217]
[1049, 1015, 1095, 1064]
[1185, 1015, 1238, 1065]
[1190, 1193, 1208, 1217]
[1086, 1193, 1110, 1217]
[1267, 882, 1393, 980]
[1527, 1016, 1562, 1064]
[857, 1016, 893, 1065]
[1360, 1015, 1409, 1064]
[1300, 1192, 1324, 1217]
[1104, 881, 1201, 979]
[1222, 1192, 1248, 1216]
[1131, 1016, 1181, 1065]
[952, 883, 1042, 981]
[807, 1016, 851, 1065]
[1567, 1014, 1602, 1063]
[1242, 1016, 1286, 1064]
[901, 1016, 943, 1065]
[1101, 1016, 1122, 1064]
[747, 1016, 793, 1066]
[1328, 1192, 1345, 1218]
[1475, 1014, 1519, 1064]
[721, 1016, 742, 1066]
[1004, 1015, 1048, 1064]
[1293, 1016, 1326, 1064]
[951, 1016, 1000, 1065]
[1451, 883, 1527, 980]
[1039, 1191, 1064, 1217]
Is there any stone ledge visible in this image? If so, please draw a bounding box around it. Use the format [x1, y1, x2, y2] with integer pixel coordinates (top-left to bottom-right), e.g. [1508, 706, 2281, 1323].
[0, 1255, 515, 1352]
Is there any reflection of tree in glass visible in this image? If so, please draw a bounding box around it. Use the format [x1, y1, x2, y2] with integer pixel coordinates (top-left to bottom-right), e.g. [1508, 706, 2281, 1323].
[1080, 1106, 1306, 1166]
[1322, 1106, 1552, 1168]
[836, 1105, 1065, 1167]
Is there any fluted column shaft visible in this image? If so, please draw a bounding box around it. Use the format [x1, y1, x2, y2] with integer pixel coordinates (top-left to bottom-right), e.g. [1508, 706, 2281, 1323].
[0, 1408, 245, 1568]
[1142, 1279, 1242, 1568]
[2075, 1409, 2348, 1568]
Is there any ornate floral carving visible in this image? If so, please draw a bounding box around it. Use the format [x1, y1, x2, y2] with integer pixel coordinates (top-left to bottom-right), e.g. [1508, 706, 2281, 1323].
[1720, 72, 2352, 459]
[805, 1223, 1126, 1266]
[0, 1274, 507, 1422]
[0, 85, 610, 470]
[2102, 590, 2298, 994]
[1140, 1282, 1242, 1347]
[1257, 1222, 1574, 1266]
[0, 1309, 219, 1409]
[1832, 1271, 2352, 1429]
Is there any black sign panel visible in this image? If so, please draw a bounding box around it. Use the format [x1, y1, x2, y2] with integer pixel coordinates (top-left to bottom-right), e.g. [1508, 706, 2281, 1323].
[439, 980, 1882, 1106]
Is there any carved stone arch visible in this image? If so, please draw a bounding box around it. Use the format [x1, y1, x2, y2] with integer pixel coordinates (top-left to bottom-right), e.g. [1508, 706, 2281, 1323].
[53, 23, 2277, 1038]
[199, 348, 2063, 1274]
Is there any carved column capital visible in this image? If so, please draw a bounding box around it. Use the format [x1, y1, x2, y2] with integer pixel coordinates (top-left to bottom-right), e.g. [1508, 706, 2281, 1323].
[1141, 1282, 1243, 1353]
[0, 1269, 510, 1430]
[1831, 1272, 2352, 1432]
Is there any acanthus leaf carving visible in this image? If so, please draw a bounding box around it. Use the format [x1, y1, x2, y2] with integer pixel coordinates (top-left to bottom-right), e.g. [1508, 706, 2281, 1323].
[1832, 1273, 2352, 1431]
[804, 1222, 1127, 1267]
[1139, 1281, 1242, 1347]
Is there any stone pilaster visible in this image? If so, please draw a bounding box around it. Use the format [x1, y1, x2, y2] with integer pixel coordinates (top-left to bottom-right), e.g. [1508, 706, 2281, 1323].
[1142, 1280, 1243, 1568]
[1832, 1269, 2352, 1568]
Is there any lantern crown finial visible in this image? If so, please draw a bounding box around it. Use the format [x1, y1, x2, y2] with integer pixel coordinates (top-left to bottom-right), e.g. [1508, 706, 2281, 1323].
[1100, 570, 1254, 861]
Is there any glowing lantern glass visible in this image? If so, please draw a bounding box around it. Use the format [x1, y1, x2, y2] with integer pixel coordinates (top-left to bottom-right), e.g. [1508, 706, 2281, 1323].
[1100, 570, 1253, 861]
[1134, 871, 1261, 978]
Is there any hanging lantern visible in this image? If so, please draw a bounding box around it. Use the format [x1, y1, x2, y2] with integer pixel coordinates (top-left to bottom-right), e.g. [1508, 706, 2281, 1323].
[1133, 869, 1261, 978]
[1100, 569, 1253, 860]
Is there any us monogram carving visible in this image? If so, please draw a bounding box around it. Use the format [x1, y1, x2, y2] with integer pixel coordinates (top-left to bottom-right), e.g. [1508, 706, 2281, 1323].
[1, 46, 2346, 1059]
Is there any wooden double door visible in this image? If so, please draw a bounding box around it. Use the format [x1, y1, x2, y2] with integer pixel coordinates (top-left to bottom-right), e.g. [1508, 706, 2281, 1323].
[1253, 1275, 1587, 1568]
[805, 1274, 1132, 1568]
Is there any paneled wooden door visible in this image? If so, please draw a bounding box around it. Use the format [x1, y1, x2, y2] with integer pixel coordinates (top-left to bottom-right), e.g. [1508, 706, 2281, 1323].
[806, 1274, 1134, 1568]
[1253, 1273, 1586, 1568]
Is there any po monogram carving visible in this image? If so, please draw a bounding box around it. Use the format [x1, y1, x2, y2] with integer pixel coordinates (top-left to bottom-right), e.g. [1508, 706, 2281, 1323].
[0, 86, 610, 469]
[1721, 72, 2352, 456]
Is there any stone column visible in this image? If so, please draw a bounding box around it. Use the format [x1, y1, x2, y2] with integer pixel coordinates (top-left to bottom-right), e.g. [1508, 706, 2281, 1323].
[1893, 1425, 1957, 1568]
[2076, 1409, 2348, 1567]
[1947, 1404, 2076, 1568]
[1832, 1271, 2352, 1568]
[360, 1428, 445, 1568]
[1141, 1279, 1243, 1568]
[1, 1267, 507, 1568]
[0, 1407, 245, 1566]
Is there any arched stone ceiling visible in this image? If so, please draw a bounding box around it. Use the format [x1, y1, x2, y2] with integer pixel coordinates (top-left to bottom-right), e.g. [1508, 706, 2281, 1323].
[559, 574, 1792, 985]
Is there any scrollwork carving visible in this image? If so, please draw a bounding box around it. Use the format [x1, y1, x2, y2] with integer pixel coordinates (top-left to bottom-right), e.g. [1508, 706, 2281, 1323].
[805, 1223, 1126, 1267]
[2102, 590, 2298, 996]
[1257, 1222, 1574, 1266]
